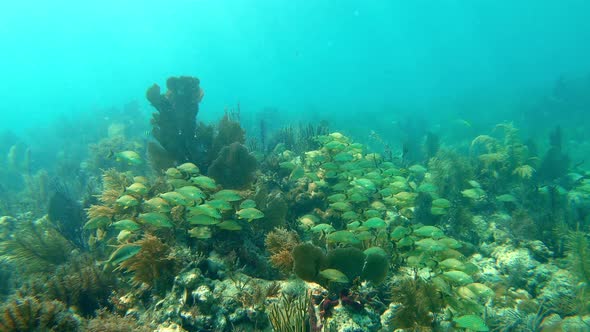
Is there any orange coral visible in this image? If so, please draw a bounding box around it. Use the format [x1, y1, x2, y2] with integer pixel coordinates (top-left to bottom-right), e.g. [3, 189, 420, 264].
[119, 235, 176, 290]
[87, 205, 115, 220]
[265, 228, 300, 275]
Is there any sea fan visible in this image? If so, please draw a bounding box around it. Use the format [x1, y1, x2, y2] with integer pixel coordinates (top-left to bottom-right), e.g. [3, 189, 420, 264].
[565, 231, 590, 286]
[0, 217, 73, 273]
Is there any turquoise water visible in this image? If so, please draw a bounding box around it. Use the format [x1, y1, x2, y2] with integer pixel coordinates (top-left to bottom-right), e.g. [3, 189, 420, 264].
[2, 1, 590, 130]
[1, 1, 590, 331]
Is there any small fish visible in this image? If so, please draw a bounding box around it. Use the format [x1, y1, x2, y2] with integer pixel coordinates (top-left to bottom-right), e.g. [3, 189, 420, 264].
[177, 162, 200, 176]
[206, 199, 232, 211]
[117, 230, 134, 243]
[116, 195, 139, 207]
[133, 176, 149, 185]
[239, 199, 257, 209]
[176, 186, 206, 202]
[111, 219, 141, 231]
[189, 226, 211, 239]
[327, 193, 347, 203]
[160, 191, 191, 206]
[211, 189, 242, 202]
[139, 212, 173, 228]
[106, 244, 141, 265]
[188, 214, 220, 225]
[126, 183, 148, 196]
[108, 150, 142, 165]
[216, 220, 243, 231]
[236, 207, 264, 222]
[311, 223, 335, 233]
[190, 176, 217, 190]
[320, 269, 349, 283]
[165, 167, 184, 179]
[329, 201, 352, 212]
[289, 165, 305, 181]
[84, 216, 110, 230]
[189, 204, 222, 219]
[143, 197, 171, 212]
[454, 119, 472, 128]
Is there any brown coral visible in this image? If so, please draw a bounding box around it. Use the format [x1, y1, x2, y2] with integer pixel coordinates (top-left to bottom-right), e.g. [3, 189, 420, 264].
[86, 204, 115, 221]
[265, 228, 301, 275]
[388, 276, 444, 329]
[20, 255, 116, 316]
[147, 76, 203, 164]
[119, 235, 176, 291]
[100, 168, 130, 204]
[0, 296, 80, 332]
[207, 142, 257, 189]
[86, 309, 151, 332]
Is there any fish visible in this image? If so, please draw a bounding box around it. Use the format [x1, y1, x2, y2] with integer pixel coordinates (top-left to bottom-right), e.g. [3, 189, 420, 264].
[211, 189, 242, 202]
[216, 220, 243, 231]
[190, 176, 217, 190]
[111, 219, 141, 231]
[108, 150, 142, 165]
[160, 191, 191, 206]
[126, 183, 148, 196]
[177, 162, 200, 176]
[143, 197, 171, 212]
[139, 212, 173, 228]
[189, 226, 211, 239]
[236, 207, 264, 222]
[320, 269, 349, 283]
[116, 194, 139, 207]
[106, 244, 141, 266]
[176, 186, 206, 202]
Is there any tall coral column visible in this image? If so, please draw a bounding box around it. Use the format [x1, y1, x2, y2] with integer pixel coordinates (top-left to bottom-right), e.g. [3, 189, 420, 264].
[147, 76, 204, 164]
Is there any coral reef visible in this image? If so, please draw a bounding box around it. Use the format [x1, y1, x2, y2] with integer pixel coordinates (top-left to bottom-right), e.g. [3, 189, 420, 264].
[4, 74, 590, 332]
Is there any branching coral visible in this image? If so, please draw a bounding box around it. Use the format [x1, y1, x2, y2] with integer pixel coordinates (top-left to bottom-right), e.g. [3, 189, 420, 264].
[470, 122, 535, 190]
[266, 122, 330, 155]
[119, 234, 176, 291]
[388, 276, 444, 329]
[99, 168, 130, 205]
[265, 227, 300, 274]
[86, 309, 151, 332]
[20, 255, 116, 316]
[564, 230, 590, 315]
[0, 296, 81, 332]
[268, 292, 310, 332]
